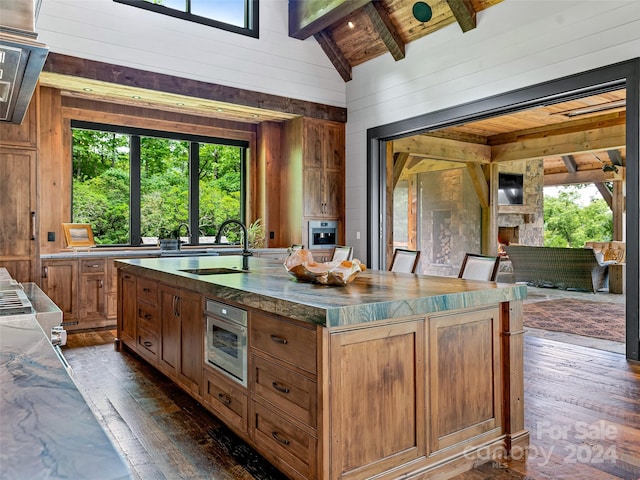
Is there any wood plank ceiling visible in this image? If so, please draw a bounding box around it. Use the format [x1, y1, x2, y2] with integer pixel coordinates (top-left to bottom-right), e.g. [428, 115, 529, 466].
[289, 0, 504, 82]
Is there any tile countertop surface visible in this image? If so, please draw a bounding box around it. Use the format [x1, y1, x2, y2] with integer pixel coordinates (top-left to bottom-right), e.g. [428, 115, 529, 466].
[0, 314, 132, 480]
[116, 256, 527, 328]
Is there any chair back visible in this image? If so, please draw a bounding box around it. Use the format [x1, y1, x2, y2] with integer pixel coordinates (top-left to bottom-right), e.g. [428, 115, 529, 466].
[389, 249, 421, 273]
[290, 244, 303, 250]
[332, 246, 353, 262]
[458, 253, 500, 281]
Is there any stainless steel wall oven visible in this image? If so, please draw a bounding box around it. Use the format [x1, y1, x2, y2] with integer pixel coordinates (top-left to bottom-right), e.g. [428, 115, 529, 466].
[204, 298, 247, 386]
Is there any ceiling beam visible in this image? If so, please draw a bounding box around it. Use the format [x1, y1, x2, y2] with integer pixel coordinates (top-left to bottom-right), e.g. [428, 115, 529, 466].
[544, 168, 623, 186]
[491, 124, 626, 163]
[393, 135, 491, 164]
[445, 0, 477, 32]
[313, 30, 352, 82]
[289, 0, 370, 39]
[562, 155, 578, 173]
[392, 152, 409, 188]
[595, 182, 613, 209]
[363, 1, 405, 61]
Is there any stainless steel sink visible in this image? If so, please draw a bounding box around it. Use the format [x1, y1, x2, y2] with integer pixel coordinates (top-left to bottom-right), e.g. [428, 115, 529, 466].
[179, 267, 246, 275]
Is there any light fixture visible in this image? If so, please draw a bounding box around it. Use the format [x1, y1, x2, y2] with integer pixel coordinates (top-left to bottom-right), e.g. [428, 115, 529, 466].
[412, 1, 432, 23]
[347, 21, 354, 29]
[176, 102, 184, 106]
[132, 95, 142, 99]
[82, 87, 93, 92]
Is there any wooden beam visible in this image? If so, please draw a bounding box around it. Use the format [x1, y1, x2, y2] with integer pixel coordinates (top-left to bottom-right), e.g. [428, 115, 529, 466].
[445, 0, 476, 32]
[466, 162, 489, 208]
[313, 31, 352, 82]
[543, 167, 623, 186]
[594, 182, 613, 209]
[42, 53, 348, 123]
[392, 152, 409, 189]
[393, 135, 491, 164]
[363, 1, 405, 61]
[491, 124, 626, 163]
[289, 0, 370, 39]
[562, 155, 578, 173]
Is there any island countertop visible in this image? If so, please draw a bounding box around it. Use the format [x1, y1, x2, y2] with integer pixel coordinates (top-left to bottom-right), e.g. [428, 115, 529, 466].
[116, 255, 526, 328]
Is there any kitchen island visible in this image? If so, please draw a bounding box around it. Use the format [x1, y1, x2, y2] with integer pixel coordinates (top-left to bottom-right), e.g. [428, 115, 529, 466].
[116, 255, 528, 480]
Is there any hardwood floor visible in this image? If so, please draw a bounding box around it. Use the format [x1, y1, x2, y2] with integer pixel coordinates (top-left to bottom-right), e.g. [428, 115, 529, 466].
[63, 329, 640, 480]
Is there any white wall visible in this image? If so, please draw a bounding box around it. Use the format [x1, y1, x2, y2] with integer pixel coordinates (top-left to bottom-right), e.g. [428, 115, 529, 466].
[344, 0, 640, 261]
[36, 0, 346, 107]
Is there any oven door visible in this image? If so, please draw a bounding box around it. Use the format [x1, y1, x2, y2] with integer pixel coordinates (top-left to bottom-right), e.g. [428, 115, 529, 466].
[205, 315, 247, 386]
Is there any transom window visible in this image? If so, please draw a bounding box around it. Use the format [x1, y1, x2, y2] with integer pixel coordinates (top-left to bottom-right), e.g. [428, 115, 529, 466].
[71, 121, 247, 247]
[113, 0, 258, 38]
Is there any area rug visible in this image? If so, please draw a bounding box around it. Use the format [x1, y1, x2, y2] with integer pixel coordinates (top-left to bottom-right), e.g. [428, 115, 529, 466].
[523, 299, 625, 343]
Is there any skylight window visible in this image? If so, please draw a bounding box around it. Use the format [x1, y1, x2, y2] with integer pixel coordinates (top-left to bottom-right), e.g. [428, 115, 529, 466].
[114, 0, 258, 38]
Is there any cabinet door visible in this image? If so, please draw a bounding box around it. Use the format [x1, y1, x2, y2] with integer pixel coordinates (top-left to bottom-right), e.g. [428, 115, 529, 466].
[303, 168, 324, 217]
[118, 271, 136, 344]
[159, 285, 203, 395]
[0, 148, 36, 282]
[78, 259, 107, 325]
[41, 260, 77, 323]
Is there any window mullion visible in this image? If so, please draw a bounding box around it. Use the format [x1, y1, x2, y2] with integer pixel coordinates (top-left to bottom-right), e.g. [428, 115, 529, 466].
[130, 135, 142, 246]
[189, 142, 200, 245]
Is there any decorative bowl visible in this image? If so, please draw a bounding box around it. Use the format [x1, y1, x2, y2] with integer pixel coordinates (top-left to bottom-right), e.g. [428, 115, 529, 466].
[284, 249, 365, 286]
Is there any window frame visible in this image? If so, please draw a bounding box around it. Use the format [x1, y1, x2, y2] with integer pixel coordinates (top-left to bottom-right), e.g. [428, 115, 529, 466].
[71, 120, 248, 247]
[113, 0, 259, 38]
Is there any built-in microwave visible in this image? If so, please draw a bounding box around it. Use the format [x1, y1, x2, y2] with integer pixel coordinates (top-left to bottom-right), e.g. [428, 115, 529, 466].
[204, 299, 247, 386]
[308, 220, 338, 249]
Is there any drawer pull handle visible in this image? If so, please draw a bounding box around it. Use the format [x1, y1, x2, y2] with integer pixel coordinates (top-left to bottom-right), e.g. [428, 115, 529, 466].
[143, 287, 151, 293]
[270, 335, 288, 345]
[88, 264, 100, 268]
[218, 393, 231, 405]
[272, 382, 290, 394]
[271, 431, 290, 446]
[143, 341, 153, 347]
[124, 274, 131, 279]
[144, 314, 152, 320]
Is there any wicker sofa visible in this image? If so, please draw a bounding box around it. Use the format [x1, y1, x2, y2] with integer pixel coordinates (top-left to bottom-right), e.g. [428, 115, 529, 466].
[504, 245, 610, 293]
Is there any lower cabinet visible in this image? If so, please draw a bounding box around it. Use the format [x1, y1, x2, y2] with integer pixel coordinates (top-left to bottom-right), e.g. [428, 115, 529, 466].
[158, 284, 203, 396]
[41, 259, 77, 324]
[202, 366, 248, 434]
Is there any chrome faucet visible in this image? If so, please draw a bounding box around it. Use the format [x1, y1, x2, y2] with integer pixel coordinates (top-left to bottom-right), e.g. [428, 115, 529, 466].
[215, 219, 252, 270]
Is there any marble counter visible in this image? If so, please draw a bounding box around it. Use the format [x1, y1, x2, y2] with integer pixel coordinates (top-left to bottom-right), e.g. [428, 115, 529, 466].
[41, 247, 288, 259]
[116, 255, 527, 328]
[0, 314, 132, 480]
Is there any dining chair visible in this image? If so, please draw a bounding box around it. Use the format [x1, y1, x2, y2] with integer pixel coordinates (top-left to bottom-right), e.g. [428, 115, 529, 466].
[290, 244, 304, 250]
[331, 245, 353, 262]
[458, 253, 500, 281]
[389, 248, 421, 274]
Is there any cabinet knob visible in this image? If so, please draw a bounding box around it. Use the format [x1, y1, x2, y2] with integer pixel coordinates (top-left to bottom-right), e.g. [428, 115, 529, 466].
[270, 334, 288, 345]
[272, 382, 290, 394]
[271, 431, 290, 446]
[143, 287, 151, 293]
[143, 341, 152, 347]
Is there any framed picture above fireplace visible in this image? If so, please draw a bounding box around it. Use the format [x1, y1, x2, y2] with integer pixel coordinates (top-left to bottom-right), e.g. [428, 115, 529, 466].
[498, 173, 524, 205]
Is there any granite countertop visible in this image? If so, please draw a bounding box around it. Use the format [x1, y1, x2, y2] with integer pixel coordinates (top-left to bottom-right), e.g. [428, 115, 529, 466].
[0, 315, 131, 479]
[116, 256, 527, 328]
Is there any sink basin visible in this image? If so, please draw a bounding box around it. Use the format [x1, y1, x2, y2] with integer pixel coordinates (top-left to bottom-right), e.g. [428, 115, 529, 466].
[160, 250, 219, 257]
[179, 267, 246, 275]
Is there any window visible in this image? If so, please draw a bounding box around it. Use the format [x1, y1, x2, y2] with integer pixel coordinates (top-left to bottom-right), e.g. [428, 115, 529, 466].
[71, 121, 246, 246]
[114, 0, 259, 38]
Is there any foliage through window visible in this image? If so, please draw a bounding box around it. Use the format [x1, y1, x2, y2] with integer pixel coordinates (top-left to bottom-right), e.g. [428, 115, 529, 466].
[71, 122, 245, 246]
[113, 0, 258, 38]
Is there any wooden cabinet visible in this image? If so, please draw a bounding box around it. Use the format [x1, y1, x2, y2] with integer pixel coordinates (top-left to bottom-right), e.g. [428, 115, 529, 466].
[281, 117, 345, 248]
[118, 270, 136, 344]
[41, 259, 77, 324]
[78, 258, 107, 324]
[0, 147, 37, 283]
[249, 312, 319, 480]
[203, 366, 248, 434]
[159, 284, 203, 396]
[302, 120, 344, 218]
[134, 276, 160, 364]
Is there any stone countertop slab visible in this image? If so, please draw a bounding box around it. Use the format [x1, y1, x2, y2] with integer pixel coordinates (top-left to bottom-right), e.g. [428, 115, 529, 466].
[116, 256, 527, 328]
[0, 314, 132, 480]
[41, 247, 289, 259]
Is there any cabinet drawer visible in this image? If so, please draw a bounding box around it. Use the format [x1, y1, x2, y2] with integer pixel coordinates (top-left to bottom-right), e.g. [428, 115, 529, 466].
[250, 401, 316, 480]
[252, 354, 316, 428]
[251, 313, 317, 374]
[137, 301, 158, 331]
[79, 258, 106, 274]
[137, 277, 158, 305]
[203, 367, 247, 433]
[137, 327, 158, 356]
